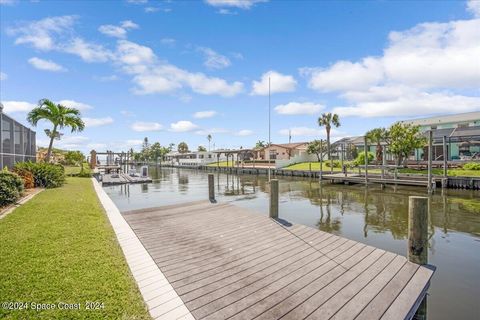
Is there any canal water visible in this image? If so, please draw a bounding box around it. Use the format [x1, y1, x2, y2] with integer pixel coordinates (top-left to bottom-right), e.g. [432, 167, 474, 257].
[103, 167, 480, 320]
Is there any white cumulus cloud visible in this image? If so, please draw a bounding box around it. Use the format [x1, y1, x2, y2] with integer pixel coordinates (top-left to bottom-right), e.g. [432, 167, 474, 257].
[275, 102, 324, 115]
[205, 0, 267, 9]
[82, 117, 114, 127]
[235, 129, 253, 136]
[57, 99, 93, 111]
[193, 110, 218, 118]
[198, 47, 231, 69]
[131, 121, 163, 132]
[1, 101, 36, 113]
[28, 57, 66, 72]
[0, 72, 7, 81]
[170, 120, 199, 132]
[251, 70, 297, 95]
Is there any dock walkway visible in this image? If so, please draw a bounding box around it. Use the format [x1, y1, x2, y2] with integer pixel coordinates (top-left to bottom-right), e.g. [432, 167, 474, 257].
[122, 200, 434, 320]
[102, 173, 152, 185]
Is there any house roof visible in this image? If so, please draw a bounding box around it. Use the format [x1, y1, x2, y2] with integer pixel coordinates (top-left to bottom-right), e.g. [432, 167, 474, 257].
[257, 142, 309, 150]
[401, 112, 480, 126]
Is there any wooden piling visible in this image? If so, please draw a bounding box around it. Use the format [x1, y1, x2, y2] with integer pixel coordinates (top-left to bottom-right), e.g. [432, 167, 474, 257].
[269, 179, 279, 219]
[408, 196, 428, 265]
[208, 173, 215, 202]
[428, 130, 433, 193]
[364, 136, 368, 186]
[443, 135, 447, 179]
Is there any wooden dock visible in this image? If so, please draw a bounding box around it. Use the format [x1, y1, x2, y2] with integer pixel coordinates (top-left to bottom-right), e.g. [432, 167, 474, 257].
[122, 200, 434, 320]
[102, 173, 152, 185]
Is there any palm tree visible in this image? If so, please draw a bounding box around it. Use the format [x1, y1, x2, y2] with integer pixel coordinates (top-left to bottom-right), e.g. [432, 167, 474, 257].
[27, 99, 85, 162]
[207, 134, 212, 151]
[177, 142, 189, 153]
[366, 127, 389, 162]
[318, 112, 340, 161]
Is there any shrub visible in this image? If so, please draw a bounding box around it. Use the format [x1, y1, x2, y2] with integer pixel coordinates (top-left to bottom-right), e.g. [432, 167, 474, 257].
[0, 170, 24, 206]
[77, 163, 93, 178]
[463, 162, 480, 170]
[353, 152, 375, 166]
[14, 162, 65, 188]
[325, 161, 341, 168]
[13, 168, 35, 189]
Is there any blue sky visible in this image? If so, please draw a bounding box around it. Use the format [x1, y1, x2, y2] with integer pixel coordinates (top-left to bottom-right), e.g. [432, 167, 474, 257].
[1, 0, 479, 153]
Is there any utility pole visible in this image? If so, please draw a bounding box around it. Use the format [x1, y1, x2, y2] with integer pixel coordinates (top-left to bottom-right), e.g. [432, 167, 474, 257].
[268, 76, 271, 181]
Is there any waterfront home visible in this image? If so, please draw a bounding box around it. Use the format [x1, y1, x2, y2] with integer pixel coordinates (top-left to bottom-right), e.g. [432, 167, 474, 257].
[0, 103, 37, 169]
[165, 151, 226, 167]
[254, 142, 309, 160]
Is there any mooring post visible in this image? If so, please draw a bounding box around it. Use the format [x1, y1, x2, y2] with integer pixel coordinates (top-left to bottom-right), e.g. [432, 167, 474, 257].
[319, 140, 323, 182]
[269, 179, 279, 219]
[340, 143, 345, 177]
[428, 130, 433, 194]
[208, 173, 215, 203]
[309, 162, 312, 172]
[364, 136, 368, 186]
[408, 196, 428, 265]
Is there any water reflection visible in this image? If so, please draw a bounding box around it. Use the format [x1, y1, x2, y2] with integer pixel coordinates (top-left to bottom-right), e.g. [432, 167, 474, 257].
[104, 167, 480, 320]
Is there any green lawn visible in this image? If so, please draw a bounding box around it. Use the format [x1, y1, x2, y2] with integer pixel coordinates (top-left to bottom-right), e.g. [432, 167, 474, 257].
[0, 178, 150, 319]
[283, 162, 342, 171]
[283, 162, 480, 177]
[64, 165, 81, 175]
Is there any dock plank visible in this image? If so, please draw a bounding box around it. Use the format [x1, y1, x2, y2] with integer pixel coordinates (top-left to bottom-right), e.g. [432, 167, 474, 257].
[121, 201, 434, 320]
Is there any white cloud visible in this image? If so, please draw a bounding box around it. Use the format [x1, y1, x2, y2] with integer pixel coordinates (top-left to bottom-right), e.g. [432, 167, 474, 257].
[99, 25, 127, 38]
[274, 102, 324, 115]
[131, 121, 163, 132]
[64, 38, 113, 63]
[82, 117, 114, 127]
[467, 0, 480, 17]
[127, 0, 147, 4]
[279, 127, 345, 139]
[1, 101, 36, 113]
[98, 21, 138, 38]
[1, 0, 17, 5]
[160, 38, 176, 47]
[235, 129, 253, 136]
[193, 110, 218, 118]
[95, 75, 119, 82]
[217, 8, 237, 15]
[170, 120, 198, 132]
[0, 72, 7, 81]
[251, 70, 297, 95]
[303, 10, 480, 118]
[87, 143, 107, 150]
[145, 7, 159, 13]
[333, 85, 480, 118]
[121, 20, 139, 29]
[28, 57, 66, 72]
[195, 128, 229, 135]
[126, 139, 143, 146]
[7, 15, 76, 50]
[205, 0, 267, 9]
[57, 99, 93, 111]
[54, 135, 90, 149]
[116, 40, 155, 66]
[198, 47, 231, 69]
[303, 57, 383, 92]
[120, 110, 135, 117]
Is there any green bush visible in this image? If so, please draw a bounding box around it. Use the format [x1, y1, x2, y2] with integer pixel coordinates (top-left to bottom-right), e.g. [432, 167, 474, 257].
[78, 163, 93, 178]
[353, 152, 375, 166]
[0, 170, 24, 206]
[325, 161, 341, 168]
[14, 162, 65, 188]
[463, 162, 480, 170]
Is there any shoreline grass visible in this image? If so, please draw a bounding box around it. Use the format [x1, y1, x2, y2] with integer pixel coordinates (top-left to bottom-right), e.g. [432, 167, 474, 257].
[0, 177, 150, 319]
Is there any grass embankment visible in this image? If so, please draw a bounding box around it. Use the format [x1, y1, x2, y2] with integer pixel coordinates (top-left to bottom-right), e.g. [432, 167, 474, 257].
[284, 162, 342, 171]
[0, 178, 150, 319]
[284, 162, 480, 176]
[64, 163, 92, 176]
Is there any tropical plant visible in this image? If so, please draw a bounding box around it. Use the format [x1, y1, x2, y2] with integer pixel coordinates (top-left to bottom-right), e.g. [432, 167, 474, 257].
[198, 145, 207, 152]
[207, 134, 212, 151]
[318, 113, 340, 161]
[141, 137, 150, 161]
[388, 123, 426, 166]
[353, 152, 375, 166]
[12, 167, 35, 189]
[307, 140, 327, 162]
[255, 140, 266, 148]
[0, 170, 24, 206]
[177, 142, 189, 153]
[64, 150, 85, 166]
[27, 99, 85, 162]
[366, 127, 389, 162]
[14, 162, 65, 188]
[463, 162, 480, 170]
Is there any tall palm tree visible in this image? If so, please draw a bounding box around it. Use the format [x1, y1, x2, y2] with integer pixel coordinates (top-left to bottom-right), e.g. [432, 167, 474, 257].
[318, 112, 340, 161]
[27, 99, 85, 162]
[207, 134, 212, 151]
[366, 127, 389, 162]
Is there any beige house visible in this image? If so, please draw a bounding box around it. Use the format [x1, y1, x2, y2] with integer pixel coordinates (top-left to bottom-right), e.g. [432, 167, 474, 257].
[255, 142, 309, 160]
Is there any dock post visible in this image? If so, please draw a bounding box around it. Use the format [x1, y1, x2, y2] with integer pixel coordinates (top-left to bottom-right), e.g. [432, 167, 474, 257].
[269, 179, 279, 219]
[364, 136, 368, 186]
[428, 130, 433, 194]
[443, 135, 447, 179]
[408, 196, 428, 265]
[208, 173, 215, 203]
[319, 140, 323, 182]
